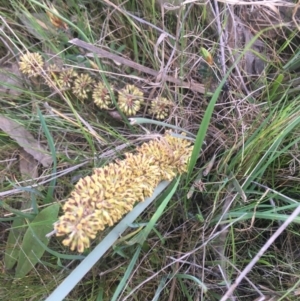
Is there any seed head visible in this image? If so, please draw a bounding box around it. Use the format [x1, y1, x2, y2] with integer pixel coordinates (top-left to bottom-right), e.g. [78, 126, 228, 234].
[92, 81, 112, 109]
[47, 64, 61, 76]
[72, 73, 94, 100]
[44, 64, 61, 87]
[118, 84, 144, 116]
[57, 68, 78, 89]
[148, 97, 173, 120]
[19, 52, 44, 77]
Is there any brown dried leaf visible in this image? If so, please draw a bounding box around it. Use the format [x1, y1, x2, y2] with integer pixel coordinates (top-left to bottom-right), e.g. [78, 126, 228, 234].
[19, 149, 39, 181]
[0, 116, 52, 167]
[108, 110, 123, 120]
[46, 4, 68, 31]
[0, 63, 23, 97]
[19, 150, 37, 213]
[294, 287, 300, 296]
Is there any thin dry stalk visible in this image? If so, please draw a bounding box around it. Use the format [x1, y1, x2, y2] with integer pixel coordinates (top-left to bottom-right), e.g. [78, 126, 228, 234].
[68, 38, 206, 94]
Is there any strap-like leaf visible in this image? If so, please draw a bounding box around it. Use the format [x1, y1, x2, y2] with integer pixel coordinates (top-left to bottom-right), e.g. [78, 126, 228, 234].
[15, 203, 59, 278]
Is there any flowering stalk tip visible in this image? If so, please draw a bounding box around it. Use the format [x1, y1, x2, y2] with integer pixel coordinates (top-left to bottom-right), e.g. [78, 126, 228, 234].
[54, 132, 193, 252]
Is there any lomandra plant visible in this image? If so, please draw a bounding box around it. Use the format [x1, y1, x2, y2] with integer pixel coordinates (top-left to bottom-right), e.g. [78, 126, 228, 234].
[53, 131, 193, 252]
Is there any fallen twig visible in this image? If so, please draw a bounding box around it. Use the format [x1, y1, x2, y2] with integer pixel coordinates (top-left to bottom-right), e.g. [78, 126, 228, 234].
[68, 38, 206, 94]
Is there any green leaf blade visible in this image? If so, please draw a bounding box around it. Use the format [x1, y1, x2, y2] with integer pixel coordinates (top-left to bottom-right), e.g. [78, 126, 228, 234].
[4, 217, 27, 270]
[15, 203, 59, 278]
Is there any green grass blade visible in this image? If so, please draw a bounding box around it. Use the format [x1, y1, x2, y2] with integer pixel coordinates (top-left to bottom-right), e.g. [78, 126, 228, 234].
[175, 273, 207, 293]
[34, 230, 85, 261]
[187, 75, 229, 178]
[0, 200, 34, 219]
[151, 276, 168, 301]
[27, 0, 90, 42]
[37, 109, 56, 204]
[130, 117, 196, 137]
[111, 246, 142, 301]
[243, 115, 300, 189]
[188, 31, 265, 178]
[4, 217, 27, 269]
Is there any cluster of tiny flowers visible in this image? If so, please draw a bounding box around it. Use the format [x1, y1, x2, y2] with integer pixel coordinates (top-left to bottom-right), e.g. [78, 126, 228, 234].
[44, 65, 78, 89]
[58, 68, 78, 89]
[19, 52, 44, 77]
[72, 73, 94, 100]
[149, 97, 173, 120]
[54, 131, 193, 252]
[19, 52, 173, 118]
[92, 82, 112, 109]
[117, 84, 144, 116]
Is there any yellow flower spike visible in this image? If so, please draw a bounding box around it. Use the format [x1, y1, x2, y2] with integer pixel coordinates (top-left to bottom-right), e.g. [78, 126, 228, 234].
[124, 153, 161, 185]
[118, 84, 144, 116]
[76, 240, 85, 253]
[54, 131, 193, 252]
[66, 197, 78, 207]
[109, 207, 128, 222]
[19, 52, 44, 77]
[84, 216, 105, 234]
[100, 210, 116, 226]
[63, 231, 90, 253]
[54, 222, 72, 237]
[162, 132, 193, 173]
[138, 183, 155, 198]
[78, 233, 91, 252]
[108, 198, 134, 212]
[63, 205, 85, 221]
[62, 234, 75, 248]
[54, 217, 78, 237]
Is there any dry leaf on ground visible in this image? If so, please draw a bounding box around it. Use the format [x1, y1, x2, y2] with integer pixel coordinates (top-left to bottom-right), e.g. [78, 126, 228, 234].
[0, 63, 23, 97]
[19, 149, 39, 181]
[0, 116, 53, 167]
[19, 149, 39, 208]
